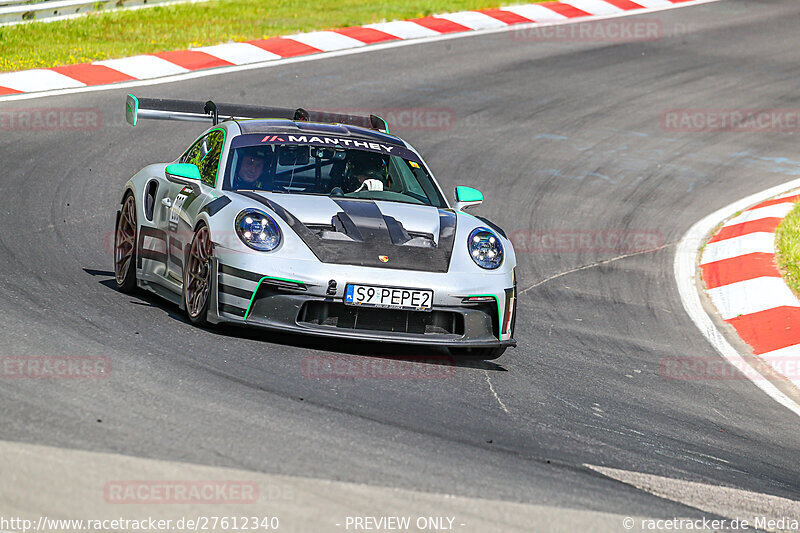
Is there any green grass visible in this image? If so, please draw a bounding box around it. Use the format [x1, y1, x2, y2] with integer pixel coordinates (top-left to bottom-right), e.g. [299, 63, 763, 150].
[0, 0, 544, 72]
[776, 200, 800, 297]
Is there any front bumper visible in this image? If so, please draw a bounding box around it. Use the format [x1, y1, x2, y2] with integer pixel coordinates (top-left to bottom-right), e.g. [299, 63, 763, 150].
[209, 259, 516, 348]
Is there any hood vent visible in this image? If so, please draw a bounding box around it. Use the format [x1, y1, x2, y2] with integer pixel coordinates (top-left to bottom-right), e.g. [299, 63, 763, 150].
[306, 212, 436, 249]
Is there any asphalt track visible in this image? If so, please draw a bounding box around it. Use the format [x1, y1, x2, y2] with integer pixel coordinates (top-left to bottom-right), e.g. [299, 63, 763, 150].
[1, 0, 800, 529]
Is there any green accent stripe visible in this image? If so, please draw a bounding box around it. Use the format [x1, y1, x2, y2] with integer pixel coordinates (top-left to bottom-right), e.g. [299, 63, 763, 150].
[466, 293, 502, 340]
[243, 275, 305, 321]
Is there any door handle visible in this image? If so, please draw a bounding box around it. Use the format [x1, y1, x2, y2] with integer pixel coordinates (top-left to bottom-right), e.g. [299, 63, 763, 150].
[161, 198, 173, 208]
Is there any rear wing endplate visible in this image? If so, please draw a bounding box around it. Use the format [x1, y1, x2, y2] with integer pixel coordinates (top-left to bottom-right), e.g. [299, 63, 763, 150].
[125, 94, 389, 132]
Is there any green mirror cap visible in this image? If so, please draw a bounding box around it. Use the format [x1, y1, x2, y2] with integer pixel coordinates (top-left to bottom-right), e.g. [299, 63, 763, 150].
[455, 186, 483, 203]
[126, 94, 139, 126]
[166, 163, 201, 181]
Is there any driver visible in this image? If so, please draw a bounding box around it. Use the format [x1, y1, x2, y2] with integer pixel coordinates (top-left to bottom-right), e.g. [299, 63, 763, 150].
[233, 147, 272, 190]
[343, 152, 389, 193]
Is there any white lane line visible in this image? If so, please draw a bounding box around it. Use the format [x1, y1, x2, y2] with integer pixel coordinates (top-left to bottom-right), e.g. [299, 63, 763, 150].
[724, 202, 795, 227]
[287, 31, 368, 51]
[700, 232, 776, 265]
[675, 177, 800, 419]
[362, 20, 441, 39]
[0, 69, 85, 92]
[562, 0, 625, 15]
[0, 0, 726, 102]
[587, 465, 800, 525]
[706, 277, 800, 320]
[500, 4, 568, 21]
[95, 55, 189, 79]
[194, 43, 281, 64]
[435, 11, 509, 30]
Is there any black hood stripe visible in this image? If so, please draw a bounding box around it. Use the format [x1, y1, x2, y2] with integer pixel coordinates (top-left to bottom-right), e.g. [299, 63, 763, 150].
[237, 191, 456, 273]
[332, 199, 392, 244]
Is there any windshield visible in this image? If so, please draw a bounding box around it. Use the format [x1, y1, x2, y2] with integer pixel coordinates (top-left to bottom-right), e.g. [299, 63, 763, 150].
[222, 135, 446, 208]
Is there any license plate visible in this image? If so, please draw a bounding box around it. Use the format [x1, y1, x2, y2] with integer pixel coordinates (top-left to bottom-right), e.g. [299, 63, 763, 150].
[344, 284, 433, 311]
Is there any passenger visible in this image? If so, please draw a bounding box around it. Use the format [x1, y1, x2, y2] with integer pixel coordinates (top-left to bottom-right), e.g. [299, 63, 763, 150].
[343, 152, 389, 193]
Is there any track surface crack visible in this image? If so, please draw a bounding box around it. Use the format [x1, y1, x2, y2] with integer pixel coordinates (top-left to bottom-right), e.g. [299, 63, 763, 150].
[518, 242, 676, 295]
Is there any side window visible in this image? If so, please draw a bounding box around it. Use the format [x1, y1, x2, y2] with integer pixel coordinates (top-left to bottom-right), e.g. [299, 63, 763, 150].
[181, 138, 204, 165]
[180, 130, 225, 187]
[199, 130, 225, 187]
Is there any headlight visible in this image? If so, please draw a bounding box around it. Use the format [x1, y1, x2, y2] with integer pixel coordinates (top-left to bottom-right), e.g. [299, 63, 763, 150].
[235, 209, 281, 251]
[468, 227, 503, 269]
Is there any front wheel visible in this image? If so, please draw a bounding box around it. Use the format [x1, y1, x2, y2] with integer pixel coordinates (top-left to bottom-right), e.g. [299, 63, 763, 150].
[184, 224, 213, 326]
[114, 193, 138, 293]
[449, 346, 507, 360]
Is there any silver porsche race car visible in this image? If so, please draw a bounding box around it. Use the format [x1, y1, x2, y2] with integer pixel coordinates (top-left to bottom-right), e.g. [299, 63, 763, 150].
[115, 95, 516, 359]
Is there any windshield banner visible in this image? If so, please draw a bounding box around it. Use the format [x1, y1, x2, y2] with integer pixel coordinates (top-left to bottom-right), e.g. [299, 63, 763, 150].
[231, 133, 418, 160]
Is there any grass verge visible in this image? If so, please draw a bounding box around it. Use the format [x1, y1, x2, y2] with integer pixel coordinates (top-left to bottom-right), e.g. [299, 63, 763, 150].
[776, 200, 800, 297]
[0, 0, 544, 73]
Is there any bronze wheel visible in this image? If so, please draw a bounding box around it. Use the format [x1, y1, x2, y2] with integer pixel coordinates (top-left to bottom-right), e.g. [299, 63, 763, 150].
[114, 193, 137, 292]
[184, 224, 213, 324]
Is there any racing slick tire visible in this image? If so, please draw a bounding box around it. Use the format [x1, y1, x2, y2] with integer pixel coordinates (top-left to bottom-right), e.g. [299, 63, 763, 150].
[449, 346, 507, 360]
[183, 223, 213, 327]
[114, 192, 138, 294]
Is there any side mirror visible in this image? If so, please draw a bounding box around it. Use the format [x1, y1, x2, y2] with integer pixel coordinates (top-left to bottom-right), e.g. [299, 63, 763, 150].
[454, 185, 483, 211]
[166, 163, 202, 195]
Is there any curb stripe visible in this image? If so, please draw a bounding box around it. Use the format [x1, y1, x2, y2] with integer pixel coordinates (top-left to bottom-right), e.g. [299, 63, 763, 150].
[709, 218, 783, 243]
[287, 31, 368, 52]
[698, 186, 800, 389]
[0, 69, 85, 92]
[747, 194, 800, 211]
[363, 20, 441, 39]
[540, 2, 594, 17]
[701, 252, 781, 290]
[435, 11, 510, 30]
[676, 179, 800, 418]
[701, 232, 777, 265]
[410, 16, 473, 34]
[632, 0, 673, 6]
[50, 63, 137, 85]
[155, 50, 234, 70]
[563, 0, 625, 14]
[248, 37, 323, 57]
[501, 4, 569, 20]
[0, 0, 720, 98]
[726, 307, 800, 356]
[631, 0, 673, 6]
[333, 26, 400, 44]
[477, 8, 535, 24]
[706, 277, 800, 320]
[94, 55, 189, 79]
[603, 0, 648, 9]
[724, 203, 795, 227]
[193, 43, 282, 65]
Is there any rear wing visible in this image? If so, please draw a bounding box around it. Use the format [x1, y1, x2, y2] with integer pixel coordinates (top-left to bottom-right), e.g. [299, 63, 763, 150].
[125, 94, 389, 133]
